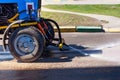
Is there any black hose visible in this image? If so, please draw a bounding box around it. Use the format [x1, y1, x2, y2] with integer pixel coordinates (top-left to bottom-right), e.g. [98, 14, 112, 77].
[43, 18, 62, 44]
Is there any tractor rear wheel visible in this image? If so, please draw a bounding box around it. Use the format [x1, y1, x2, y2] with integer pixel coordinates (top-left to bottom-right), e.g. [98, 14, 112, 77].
[8, 26, 45, 62]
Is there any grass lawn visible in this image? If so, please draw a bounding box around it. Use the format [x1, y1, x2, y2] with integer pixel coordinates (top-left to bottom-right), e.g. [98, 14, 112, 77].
[44, 5, 120, 17]
[41, 11, 101, 26]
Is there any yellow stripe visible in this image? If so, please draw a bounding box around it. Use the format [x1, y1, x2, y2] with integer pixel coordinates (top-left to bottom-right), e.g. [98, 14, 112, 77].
[0, 22, 37, 30]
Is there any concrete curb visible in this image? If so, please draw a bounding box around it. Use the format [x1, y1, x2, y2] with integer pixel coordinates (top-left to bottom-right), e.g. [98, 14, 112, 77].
[54, 26, 104, 32]
[54, 26, 120, 33]
[76, 26, 104, 32]
[54, 26, 76, 32]
[103, 28, 120, 33]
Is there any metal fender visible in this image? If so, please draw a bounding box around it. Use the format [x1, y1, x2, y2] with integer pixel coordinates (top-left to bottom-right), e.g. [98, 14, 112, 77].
[2, 20, 24, 51]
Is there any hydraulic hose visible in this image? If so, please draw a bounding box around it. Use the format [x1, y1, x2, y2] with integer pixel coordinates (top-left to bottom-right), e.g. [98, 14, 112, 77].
[43, 18, 62, 44]
[8, 13, 19, 22]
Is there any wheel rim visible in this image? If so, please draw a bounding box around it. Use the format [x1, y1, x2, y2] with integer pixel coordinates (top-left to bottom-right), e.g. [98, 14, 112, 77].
[14, 34, 38, 56]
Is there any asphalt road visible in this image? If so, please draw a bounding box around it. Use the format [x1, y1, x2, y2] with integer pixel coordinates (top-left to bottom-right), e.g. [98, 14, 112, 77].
[0, 32, 120, 80]
[62, 32, 120, 48]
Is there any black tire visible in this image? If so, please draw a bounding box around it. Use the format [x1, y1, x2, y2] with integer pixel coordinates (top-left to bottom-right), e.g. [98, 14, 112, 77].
[8, 26, 45, 62]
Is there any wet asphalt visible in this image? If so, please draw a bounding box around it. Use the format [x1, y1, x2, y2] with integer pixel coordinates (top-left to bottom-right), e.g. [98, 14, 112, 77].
[0, 32, 120, 80]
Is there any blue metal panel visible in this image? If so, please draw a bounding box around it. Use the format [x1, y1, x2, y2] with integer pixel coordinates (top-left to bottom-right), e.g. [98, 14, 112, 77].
[0, 0, 40, 20]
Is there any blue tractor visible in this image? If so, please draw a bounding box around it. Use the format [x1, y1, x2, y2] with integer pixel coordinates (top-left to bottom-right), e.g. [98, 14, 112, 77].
[0, 0, 65, 62]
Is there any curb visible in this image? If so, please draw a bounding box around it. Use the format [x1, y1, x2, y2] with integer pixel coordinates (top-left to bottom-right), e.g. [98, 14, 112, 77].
[54, 26, 104, 32]
[76, 26, 104, 32]
[54, 26, 76, 32]
[54, 26, 120, 33]
[103, 28, 120, 33]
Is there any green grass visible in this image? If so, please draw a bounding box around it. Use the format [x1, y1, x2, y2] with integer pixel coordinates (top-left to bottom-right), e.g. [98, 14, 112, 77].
[44, 5, 120, 17]
[41, 11, 101, 26]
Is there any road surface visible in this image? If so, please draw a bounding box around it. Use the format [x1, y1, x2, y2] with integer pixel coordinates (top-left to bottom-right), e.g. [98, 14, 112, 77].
[0, 33, 120, 80]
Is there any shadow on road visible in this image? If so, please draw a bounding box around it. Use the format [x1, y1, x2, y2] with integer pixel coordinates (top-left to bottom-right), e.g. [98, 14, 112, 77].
[0, 66, 120, 80]
[38, 44, 102, 63]
[0, 44, 102, 62]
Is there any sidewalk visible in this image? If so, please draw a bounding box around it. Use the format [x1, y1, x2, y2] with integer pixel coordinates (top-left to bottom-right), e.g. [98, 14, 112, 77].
[42, 0, 120, 5]
[42, 7, 120, 32]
